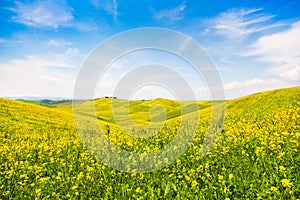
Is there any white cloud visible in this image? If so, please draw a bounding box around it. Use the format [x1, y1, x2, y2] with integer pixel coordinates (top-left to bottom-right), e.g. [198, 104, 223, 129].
[8, 0, 73, 28]
[144, 78, 292, 100]
[0, 53, 80, 97]
[91, 0, 119, 21]
[246, 21, 300, 82]
[223, 78, 291, 99]
[152, 1, 186, 24]
[0, 55, 73, 69]
[130, 85, 178, 100]
[205, 8, 282, 39]
[65, 48, 80, 55]
[280, 65, 300, 81]
[48, 39, 72, 47]
[72, 21, 99, 31]
[96, 77, 293, 100]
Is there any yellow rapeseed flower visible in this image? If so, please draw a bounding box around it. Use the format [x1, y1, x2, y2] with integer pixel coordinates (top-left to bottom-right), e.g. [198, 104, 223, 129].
[271, 186, 278, 192]
[191, 180, 198, 188]
[39, 177, 50, 183]
[279, 166, 285, 173]
[281, 179, 293, 188]
[224, 186, 229, 193]
[135, 187, 142, 194]
[36, 189, 42, 196]
[71, 185, 78, 190]
[218, 174, 224, 182]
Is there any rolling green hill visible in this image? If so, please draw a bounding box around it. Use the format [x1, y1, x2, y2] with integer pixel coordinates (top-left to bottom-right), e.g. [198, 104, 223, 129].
[71, 97, 210, 125]
[227, 86, 300, 116]
[1, 86, 299, 199]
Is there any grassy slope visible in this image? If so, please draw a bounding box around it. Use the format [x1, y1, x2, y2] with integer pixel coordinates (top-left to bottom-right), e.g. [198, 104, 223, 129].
[15, 86, 300, 127]
[18, 99, 73, 108]
[7, 86, 300, 129]
[227, 86, 300, 116]
[1, 86, 299, 199]
[68, 98, 211, 126]
[29, 86, 300, 125]
[0, 98, 74, 130]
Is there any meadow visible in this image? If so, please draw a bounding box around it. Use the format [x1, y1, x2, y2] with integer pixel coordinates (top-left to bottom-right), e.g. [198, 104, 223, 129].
[0, 87, 299, 199]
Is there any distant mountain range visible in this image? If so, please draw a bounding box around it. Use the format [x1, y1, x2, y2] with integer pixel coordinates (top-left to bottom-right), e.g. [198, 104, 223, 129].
[4, 96, 71, 101]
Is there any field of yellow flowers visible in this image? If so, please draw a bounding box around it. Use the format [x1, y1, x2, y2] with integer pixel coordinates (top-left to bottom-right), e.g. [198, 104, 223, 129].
[0, 87, 299, 199]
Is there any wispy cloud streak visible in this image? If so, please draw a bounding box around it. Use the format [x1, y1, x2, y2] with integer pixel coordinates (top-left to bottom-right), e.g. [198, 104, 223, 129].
[205, 8, 283, 39]
[152, 1, 186, 24]
[8, 0, 73, 28]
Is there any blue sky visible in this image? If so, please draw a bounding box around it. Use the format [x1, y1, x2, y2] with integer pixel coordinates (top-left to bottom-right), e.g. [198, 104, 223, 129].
[0, 0, 300, 99]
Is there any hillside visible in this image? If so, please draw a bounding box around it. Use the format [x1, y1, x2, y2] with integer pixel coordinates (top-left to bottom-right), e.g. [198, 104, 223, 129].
[71, 97, 210, 126]
[227, 86, 300, 116]
[0, 86, 299, 199]
[0, 98, 75, 133]
[21, 86, 300, 125]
